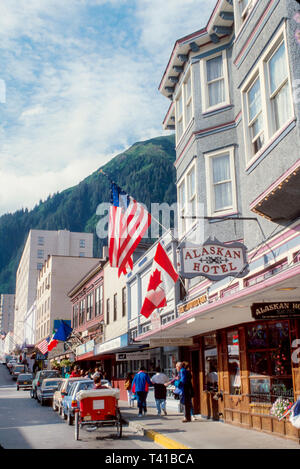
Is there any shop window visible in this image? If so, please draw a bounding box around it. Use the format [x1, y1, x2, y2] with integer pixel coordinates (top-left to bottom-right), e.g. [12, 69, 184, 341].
[247, 324, 268, 348]
[227, 330, 241, 395]
[204, 334, 218, 392]
[247, 321, 293, 403]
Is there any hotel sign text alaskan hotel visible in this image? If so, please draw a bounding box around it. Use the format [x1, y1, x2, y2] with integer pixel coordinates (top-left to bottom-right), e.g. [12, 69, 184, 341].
[179, 238, 249, 281]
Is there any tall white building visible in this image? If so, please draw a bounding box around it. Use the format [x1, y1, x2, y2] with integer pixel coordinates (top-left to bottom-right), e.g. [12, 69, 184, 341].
[0, 294, 15, 334]
[14, 229, 94, 346]
[36, 254, 100, 355]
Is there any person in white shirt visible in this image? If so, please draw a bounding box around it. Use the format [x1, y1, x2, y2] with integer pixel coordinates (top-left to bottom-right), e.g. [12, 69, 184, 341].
[151, 367, 169, 416]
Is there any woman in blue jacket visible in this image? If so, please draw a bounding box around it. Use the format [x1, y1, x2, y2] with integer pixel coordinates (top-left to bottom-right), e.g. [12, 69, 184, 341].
[131, 367, 152, 417]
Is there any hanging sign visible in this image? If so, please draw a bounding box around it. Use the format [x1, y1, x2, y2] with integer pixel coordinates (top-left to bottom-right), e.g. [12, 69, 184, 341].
[251, 302, 300, 320]
[149, 338, 194, 347]
[178, 238, 249, 281]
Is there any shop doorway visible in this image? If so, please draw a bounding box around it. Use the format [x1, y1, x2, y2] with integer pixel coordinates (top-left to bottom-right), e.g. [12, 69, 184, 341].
[191, 350, 200, 414]
[201, 333, 220, 420]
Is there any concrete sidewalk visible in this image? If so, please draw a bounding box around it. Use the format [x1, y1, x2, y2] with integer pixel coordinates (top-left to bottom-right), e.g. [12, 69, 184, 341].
[119, 400, 300, 450]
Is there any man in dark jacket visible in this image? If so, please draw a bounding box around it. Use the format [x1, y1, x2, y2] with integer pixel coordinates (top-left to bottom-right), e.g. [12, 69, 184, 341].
[132, 367, 152, 417]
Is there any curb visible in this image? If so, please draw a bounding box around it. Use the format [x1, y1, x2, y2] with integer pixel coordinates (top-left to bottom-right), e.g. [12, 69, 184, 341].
[144, 429, 191, 449]
[126, 419, 191, 450]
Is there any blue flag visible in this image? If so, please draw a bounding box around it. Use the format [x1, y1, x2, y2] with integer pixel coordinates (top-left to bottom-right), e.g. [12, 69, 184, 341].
[53, 320, 72, 342]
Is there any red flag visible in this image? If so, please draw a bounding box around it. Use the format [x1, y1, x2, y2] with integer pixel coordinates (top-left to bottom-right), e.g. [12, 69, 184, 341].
[47, 333, 58, 352]
[140, 242, 178, 319]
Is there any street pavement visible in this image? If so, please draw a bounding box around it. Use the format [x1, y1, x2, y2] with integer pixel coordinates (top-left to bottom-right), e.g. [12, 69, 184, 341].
[119, 400, 300, 450]
[1, 361, 300, 451]
[0, 364, 160, 450]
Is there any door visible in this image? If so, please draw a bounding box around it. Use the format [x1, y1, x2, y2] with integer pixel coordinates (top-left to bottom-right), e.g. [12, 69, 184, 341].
[200, 333, 220, 420]
[191, 350, 200, 414]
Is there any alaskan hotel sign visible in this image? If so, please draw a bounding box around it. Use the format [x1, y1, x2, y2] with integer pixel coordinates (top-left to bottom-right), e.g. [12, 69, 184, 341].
[251, 302, 300, 320]
[179, 238, 249, 281]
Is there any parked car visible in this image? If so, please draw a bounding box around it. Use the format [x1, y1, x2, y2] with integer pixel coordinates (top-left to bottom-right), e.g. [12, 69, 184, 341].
[11, 364, 27, 380]
[5, 355, 15, 366]
[52, 377, 83, 414]
[37, 378, 64, 406]
[16, 373, 34, 391]
[61, 379, 95, 425]
[7, 359, 17, 372]
[31, 369, 61, 399]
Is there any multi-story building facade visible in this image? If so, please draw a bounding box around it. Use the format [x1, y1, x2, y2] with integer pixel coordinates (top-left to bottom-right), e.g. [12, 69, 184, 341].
[135, 0, 300, 442]
[68, 245, 152, 382]
[0, 294, 15, 334]
[68, 259, 106, 369]
[14, 229, 93, 346]
[36, 255, 99, 357]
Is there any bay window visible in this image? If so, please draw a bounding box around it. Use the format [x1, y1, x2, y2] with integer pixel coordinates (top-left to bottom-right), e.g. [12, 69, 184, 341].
[247, 77, 265, 155]
[242, 26, 294, 164]
[268, 41, 292, 133]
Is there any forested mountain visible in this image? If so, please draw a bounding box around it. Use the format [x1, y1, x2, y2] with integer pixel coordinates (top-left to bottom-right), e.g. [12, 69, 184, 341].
[0, 135, 176, 294]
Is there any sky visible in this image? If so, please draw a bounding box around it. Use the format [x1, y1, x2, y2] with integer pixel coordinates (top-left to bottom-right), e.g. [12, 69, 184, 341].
[0, 0, 215, 216]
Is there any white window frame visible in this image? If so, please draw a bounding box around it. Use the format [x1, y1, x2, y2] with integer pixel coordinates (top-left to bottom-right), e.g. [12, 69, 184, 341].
[204, 147, 237, 218]
[175, 67, 194, 145]
[184, 71, 193, 128]
[177, 161, 198, 238]
[241, 24, 294, 166]
[175, 91, 184, 143]
[200, 49, 230, 113]
[178, 180, 186, 237]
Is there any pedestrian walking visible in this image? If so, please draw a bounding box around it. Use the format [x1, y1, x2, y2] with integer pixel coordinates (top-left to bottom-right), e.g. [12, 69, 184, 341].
[176, 362, 194, 422]
[151, 367, 169, 416]
[70, 366, 81, 377]
[92, 367, 103, 379]
[182, 361, 196, 421]
[131, 366, 152, 417]
[124, 372, 135, 407]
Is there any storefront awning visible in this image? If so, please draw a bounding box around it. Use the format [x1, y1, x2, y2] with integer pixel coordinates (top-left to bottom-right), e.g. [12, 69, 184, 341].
[135, 263, 300, 342]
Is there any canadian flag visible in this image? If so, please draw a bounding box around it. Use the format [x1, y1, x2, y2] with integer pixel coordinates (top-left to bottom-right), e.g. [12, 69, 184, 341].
[140, 242, 179, 318]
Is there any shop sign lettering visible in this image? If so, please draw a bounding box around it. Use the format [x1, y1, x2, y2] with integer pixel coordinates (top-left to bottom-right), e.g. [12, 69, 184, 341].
[251, 302, 300, 320]
[179, 238, 249, 281]
[178, 294, 208, 314]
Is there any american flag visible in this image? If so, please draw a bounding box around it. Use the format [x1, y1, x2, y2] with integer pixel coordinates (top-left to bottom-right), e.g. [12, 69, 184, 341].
[109, 182, 151, 277]
[37, 337, 50, 355]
